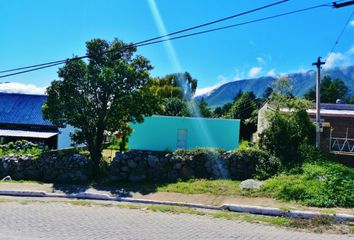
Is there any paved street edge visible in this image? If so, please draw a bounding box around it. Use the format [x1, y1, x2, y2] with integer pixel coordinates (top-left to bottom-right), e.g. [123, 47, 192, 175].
[0, 189, 352, 222]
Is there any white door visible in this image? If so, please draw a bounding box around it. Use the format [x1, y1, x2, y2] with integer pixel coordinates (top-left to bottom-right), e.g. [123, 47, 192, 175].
[176, 129, 188, 149]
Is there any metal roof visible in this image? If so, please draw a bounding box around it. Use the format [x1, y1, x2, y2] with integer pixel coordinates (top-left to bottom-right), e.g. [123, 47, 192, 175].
[307, 109, 354, 118]
[0, 129, 58, 139]
[0, 92, 55, 126]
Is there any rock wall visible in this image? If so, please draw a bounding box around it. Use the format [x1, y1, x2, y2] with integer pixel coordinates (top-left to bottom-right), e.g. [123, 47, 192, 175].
[108, 150, 234, 182]
[0, 148, 275, 183]
[0, 153, 93, 183]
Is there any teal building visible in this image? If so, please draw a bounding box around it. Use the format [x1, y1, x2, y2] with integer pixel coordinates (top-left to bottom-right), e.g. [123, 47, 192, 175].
[129, 115, 240, 151]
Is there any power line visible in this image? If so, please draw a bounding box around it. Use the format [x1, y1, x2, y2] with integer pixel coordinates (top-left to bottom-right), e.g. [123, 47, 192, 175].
[0, 0, 289, 75]
[139, 4, 331, 47]
[327, 8, 354, 57]
[0, 1, 336, 79]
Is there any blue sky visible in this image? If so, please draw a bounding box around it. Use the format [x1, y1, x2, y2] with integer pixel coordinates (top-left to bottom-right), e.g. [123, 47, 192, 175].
[0, 0, 353, 95]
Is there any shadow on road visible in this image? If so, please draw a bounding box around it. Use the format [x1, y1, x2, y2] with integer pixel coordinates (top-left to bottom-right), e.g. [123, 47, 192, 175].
[52, 181, 171, 197]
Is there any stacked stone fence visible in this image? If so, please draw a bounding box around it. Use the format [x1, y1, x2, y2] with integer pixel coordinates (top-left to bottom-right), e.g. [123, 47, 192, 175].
[0, 148, 279, 183]
[108, 150, 232, 182]
[0, 152, 93, 183]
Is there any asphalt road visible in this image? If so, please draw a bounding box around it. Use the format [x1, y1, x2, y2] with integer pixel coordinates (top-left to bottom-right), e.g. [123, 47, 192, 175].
[0, 201, 351, 240]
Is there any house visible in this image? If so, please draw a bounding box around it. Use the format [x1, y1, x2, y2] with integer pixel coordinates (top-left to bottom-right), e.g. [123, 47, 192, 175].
[307, 104, 354, 156]
[128, 115, 240, 151]
[0, 92, 71, 149]
[256, 103, 354, 164]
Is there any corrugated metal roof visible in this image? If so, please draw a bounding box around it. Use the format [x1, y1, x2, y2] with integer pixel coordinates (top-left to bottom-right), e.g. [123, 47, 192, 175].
[0, 129, 58, 138]
[0, 92, 55, 126]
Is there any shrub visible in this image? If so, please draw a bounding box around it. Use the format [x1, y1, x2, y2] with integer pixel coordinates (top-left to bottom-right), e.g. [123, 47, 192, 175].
[231, 147, 281, 180]
[260, 109, 315, 169]
[0, 140, 45, 156]
[298, 143, 326, 163]
[260, 161, 354, 207]
[173, 148, 225, 179]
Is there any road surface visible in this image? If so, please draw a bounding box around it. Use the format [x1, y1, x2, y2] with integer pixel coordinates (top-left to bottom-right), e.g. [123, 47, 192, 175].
[0, 201, 351, 240]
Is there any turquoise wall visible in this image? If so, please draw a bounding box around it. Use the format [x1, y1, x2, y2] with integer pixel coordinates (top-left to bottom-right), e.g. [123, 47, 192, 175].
[129, 115, 240, 151]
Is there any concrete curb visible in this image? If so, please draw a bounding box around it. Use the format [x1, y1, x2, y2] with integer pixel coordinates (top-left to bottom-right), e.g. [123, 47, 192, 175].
[0, 190, 352, 222]
[0, 190, 47, 197]
[222, 204, 354, 222]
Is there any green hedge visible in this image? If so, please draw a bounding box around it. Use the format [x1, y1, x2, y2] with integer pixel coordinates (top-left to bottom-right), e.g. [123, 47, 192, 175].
[260, 161, 354, 207]
[0, 140, 45, 156]
[230, 147, 281, 180]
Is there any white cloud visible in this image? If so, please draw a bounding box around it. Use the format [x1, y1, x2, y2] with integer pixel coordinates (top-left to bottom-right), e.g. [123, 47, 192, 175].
[232, 68, 245, 81]
[348, 46, 354, 55]
[267, 69, 278, 77]
[194, 74, 230, 97]
[194, 80, 225, 97]
[256, 57, 266, 65]
[248, 67, 262, 78]
[0, 82, 46, 95]
[323, 52, 351, 69]
[350, 20, 354, 27]
[323, 46, 354, 69]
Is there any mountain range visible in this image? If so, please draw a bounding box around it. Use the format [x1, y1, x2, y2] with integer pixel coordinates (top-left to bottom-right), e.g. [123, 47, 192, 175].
[195, 65, 354, 108]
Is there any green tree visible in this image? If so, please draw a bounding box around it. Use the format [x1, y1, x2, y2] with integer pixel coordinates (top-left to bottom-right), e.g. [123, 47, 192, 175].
[43, 38, 159, 168]
[149, 72, 197, 100]
[197, 97, 213, 118]
[304, 76, 349, 103]
[233, 90, 243, 102]
[260, 77, 315, 169]
[160, 97, 190, 116]
[262, 86, 273, 99]
[213, 102, 232, 117]
[227, 92, 258, 140]
[347, 96, 354, 104]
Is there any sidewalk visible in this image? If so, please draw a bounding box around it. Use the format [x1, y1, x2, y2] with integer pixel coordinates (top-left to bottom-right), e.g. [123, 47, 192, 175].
[0, 181, 352, 217]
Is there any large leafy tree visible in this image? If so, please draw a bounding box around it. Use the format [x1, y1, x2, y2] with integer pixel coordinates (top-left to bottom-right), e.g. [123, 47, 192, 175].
[160, 97, 190, 116]
[260, 77, 315, 169]
[213, 103, 232, 117]
[304, 76, 349, 103]
[43, 39, 159, 167]
[197, 97, 213, 118]
[150, 72, 198, 117]
[149, 72, 197, 100]
[226, 92, 258, 140]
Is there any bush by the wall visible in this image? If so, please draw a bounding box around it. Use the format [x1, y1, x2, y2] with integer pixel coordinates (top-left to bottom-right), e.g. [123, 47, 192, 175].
[0, 140, 45, 156]
[229, 147, 281, 180]
[298, 143, 327, 163]
[260, 161, 354, 207]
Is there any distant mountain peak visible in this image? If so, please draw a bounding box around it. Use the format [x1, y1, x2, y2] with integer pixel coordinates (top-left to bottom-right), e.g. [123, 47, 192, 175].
[195, 65, 354, 107]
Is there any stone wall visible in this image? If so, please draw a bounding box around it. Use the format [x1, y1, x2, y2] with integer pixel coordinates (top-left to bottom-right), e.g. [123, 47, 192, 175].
[108, 150, 240, 182]
[0, 148, 278, 183]
[0, 152, 93, 183]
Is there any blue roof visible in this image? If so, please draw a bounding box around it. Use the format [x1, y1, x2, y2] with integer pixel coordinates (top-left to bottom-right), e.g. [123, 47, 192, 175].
[0, 92, 55, 127]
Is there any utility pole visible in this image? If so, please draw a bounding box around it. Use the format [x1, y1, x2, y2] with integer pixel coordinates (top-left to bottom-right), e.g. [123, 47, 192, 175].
[312, 57, 325, 149]
[333, 0, 354, 8]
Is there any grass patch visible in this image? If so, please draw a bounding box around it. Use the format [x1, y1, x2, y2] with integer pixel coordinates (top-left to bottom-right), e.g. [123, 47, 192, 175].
[258, 161, 354, 208]
[279, 205, 291, 212]
[211, 210, 291, 226]
[69, 200, 95, 207]
[157, 179, 241, 195]
[144, 205, 207, 216]
[0, 198, 11, 203]
[320, 209, 337, 215]
[242, 215, 291, 226]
